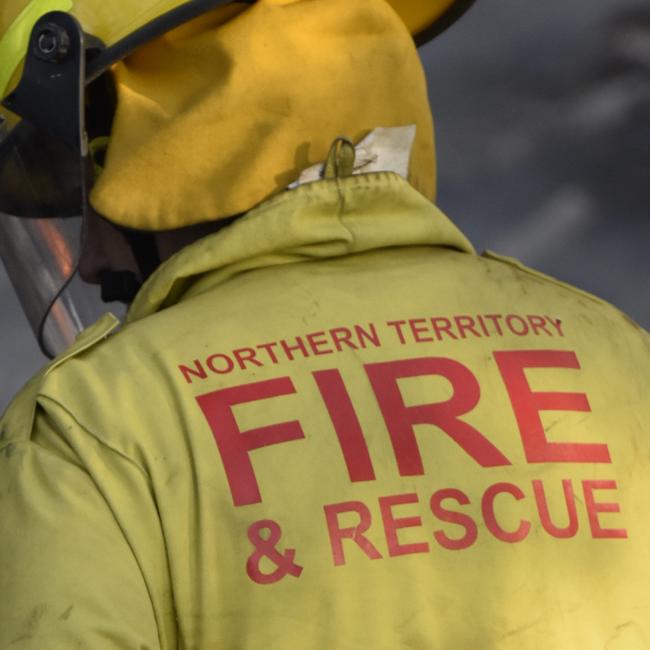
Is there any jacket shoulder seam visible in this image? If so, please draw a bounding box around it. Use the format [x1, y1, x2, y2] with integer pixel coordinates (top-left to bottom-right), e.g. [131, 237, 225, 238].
[37, 394, 150, 481]
[0, 314, 120, 441]
[482, 250, 646, 331]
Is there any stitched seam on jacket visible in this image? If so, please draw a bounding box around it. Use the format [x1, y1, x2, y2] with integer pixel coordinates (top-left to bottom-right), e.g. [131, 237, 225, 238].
[37, 394, 169, 649]
[38, 394, 150, 478]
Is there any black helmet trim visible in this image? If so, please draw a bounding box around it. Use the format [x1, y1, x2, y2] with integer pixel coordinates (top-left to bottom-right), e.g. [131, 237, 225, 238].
[414, 0, 477, 47]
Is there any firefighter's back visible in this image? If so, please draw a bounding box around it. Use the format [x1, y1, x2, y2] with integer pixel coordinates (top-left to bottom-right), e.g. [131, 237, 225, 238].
[9, 174, 648, 649]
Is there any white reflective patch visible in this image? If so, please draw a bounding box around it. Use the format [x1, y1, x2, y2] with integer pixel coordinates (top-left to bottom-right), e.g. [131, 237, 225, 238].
[290, 125, 417, 188]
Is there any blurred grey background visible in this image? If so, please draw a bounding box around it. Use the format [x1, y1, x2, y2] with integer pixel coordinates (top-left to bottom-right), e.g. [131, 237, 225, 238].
[1, 0, 649, 411]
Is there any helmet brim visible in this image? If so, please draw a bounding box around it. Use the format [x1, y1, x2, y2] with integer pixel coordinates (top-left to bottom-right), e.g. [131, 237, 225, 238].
[407, 0, 477, 46]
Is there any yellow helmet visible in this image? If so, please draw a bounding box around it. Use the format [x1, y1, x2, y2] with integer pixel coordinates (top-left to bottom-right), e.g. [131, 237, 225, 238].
[0, 0, 475, 357]
[0, 0, 476, 217]
[0, 0, 476, 215]
[0, 0, 474, 104]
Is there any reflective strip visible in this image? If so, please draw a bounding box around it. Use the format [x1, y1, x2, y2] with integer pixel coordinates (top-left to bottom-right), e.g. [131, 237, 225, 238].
[0, 0, 73, 100]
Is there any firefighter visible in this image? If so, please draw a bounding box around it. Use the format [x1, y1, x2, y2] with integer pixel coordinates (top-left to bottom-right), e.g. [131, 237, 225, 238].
[0, 1, 649, 648]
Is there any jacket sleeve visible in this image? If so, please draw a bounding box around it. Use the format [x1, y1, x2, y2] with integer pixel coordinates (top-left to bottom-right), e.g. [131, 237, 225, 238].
[0, 413, 162, 648]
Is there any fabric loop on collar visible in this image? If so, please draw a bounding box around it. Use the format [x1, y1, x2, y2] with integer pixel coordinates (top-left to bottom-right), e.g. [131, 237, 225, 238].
[126, 173, 475, 322]
[323, 137, 356, 180]
[90, 0, 436, 231]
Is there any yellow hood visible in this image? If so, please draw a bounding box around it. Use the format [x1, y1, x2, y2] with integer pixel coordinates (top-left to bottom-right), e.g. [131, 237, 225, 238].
[90, 0, 436, 230]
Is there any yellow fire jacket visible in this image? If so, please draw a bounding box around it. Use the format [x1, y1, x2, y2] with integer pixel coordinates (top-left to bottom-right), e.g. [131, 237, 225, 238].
[1, 173, 649, 649]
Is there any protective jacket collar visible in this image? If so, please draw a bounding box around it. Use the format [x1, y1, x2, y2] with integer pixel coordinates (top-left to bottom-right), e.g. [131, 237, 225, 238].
[127, 173, 475, 323]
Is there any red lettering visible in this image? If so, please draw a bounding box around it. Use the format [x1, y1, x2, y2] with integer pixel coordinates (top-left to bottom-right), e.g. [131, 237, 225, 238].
[546, 317, 564, 337]
[505, 314, 529, 336]
[494, 350, 609, 463]
[533, 479, 578, 538]
[256, 342, 279, 364]
[482, 482, 531, 543]
[355, 324, 381, 349]
[379, 493, 429, 557]
[313, 369, 376, 482]
[324, 501, 383, 566]
[484, 314, 504, 336]
[386, 320, 408, 345]
[527, 315, 552, 336]
[476, 315, 490, 337]
[329, 327, 357, 352]
[196, 377, 305, 506]
[430, 317, 458, 341]
[430, 488, 478, 550]
[409, 319, 434, 343]
[454, 315, 481, 339]
[233, 347, 263, 370]
[583, 480, 628, 539]
[306, 331, 334, 356]
[206, 353, 235, 374]
[280, 336, 309, 361]
[366, 357, 511, 476]
[179, 360, 207, 383]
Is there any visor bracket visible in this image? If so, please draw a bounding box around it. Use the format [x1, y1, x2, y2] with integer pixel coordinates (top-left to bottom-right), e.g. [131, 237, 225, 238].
[34, 22, 71, 62]
[2, 12, 85, 152]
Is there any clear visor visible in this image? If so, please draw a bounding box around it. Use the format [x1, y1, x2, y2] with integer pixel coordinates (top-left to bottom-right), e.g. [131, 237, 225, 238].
[0, 86, 119, 358]
[0, 211, 116, 358]
[0, 117, 84, 219]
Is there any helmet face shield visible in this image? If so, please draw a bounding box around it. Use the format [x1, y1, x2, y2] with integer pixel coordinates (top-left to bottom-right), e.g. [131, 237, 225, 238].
[0, 118, 85, 219]
[0, 9, 89, 216]
[0, 11, 97, 357]
[0, 210, 117, 357]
